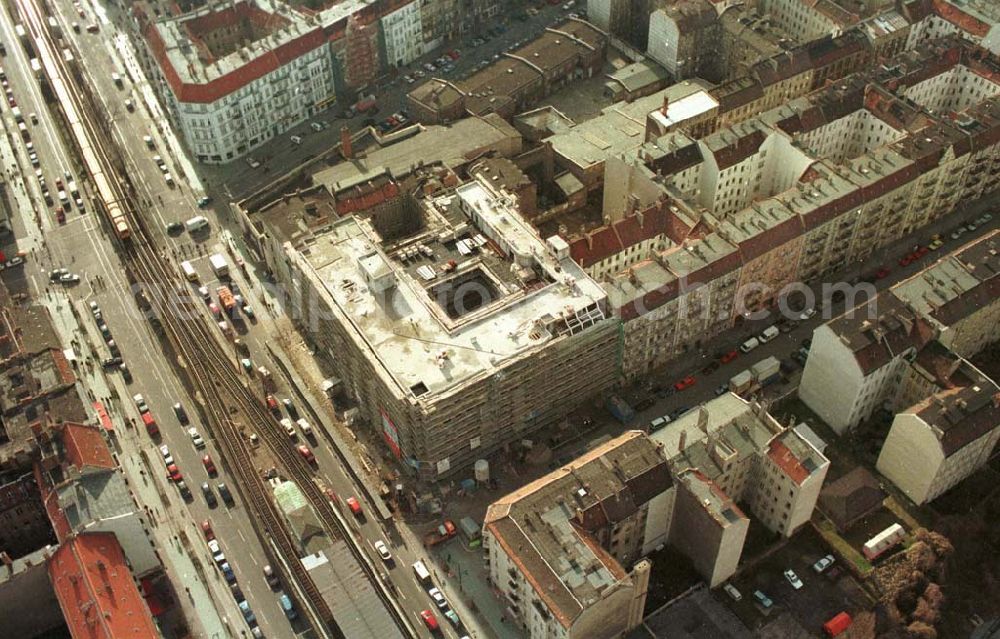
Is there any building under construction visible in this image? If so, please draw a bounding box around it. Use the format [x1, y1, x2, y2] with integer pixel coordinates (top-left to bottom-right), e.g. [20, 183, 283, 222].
[265, 171, 619, 480]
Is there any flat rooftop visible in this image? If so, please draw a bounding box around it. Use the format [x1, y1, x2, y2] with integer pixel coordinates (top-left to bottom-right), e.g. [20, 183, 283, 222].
[311, 114, 521, 193]
[291, 179, 608, 401]
[484, 431, 671, 628]
[547, 80, 714, 171]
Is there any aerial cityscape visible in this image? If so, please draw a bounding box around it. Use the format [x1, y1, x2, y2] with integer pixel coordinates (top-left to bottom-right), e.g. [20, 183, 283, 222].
[0, 0, 996, 638]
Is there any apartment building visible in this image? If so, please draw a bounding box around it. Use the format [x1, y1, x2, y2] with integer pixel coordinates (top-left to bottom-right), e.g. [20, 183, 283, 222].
[483, 431, 669, 638]
[381, 0, 423, 67]
[801, 231, 1000, 433]
[134, 0, 348, 164]
[251, 168, 619, 479]
[587, 0, 654, 50]
[571, 37, 1000, 380]
[910, 0, 1000, 55]
[877, 363, 1000, 504]
[407, 19, 607, 123]
[647, 0, 722, 81]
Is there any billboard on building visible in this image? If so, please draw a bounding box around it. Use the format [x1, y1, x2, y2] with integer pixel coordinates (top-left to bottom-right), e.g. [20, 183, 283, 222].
[380, 408, 402, 459]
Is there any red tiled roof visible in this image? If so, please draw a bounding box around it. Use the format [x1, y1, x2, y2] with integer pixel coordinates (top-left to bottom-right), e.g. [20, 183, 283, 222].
[48, 533, 160, 639]
[62, 423, 115, 472]
[768, 438, 809, 485]
[738, 215, 804, 264]
[335, 181, 401, 215]
[145, 15, 328, 104]
[932, 0, 990, 38]
[570, 225, 622, 268]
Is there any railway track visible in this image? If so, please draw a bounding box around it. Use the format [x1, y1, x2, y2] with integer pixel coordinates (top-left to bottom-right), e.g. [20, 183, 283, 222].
[13, 0, 416, 636]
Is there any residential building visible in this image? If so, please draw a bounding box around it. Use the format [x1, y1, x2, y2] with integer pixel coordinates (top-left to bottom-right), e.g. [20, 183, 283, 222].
[0, 546, 63, 639]
[407, 19, 607, 123]
[877, 366, 1000, 504]
[247, 171, 619, 479]
[381, 0, 423, 67]
[47, 533, 160, 639]
[483, 431, 669, 638]
[647, 0, 722, 81]
[36, 423, 160, 577]
[650, 394, 829, 584]
[135, 0, 343, 163]
[576, 36, 1000, 380]
[587, 0, 653, 50]
[799, 295, 936, 434]
[801, 231, 1000, 433]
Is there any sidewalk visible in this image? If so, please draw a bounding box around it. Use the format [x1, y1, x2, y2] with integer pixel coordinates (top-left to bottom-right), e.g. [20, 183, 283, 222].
[44, 292, 236, 639]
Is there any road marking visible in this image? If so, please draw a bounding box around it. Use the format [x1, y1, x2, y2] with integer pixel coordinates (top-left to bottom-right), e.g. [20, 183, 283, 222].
[248, 553, 257, 567]
[238, 529, 246, 543]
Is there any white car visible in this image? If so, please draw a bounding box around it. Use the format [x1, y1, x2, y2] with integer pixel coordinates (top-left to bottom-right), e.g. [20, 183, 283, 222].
[159, 444, 173, 466]
[188, 427, 206, 449]
[722, 583, 742, 601]
[374, 540, 392, 562]
[133, 394, 149, 413]
[812, 555, 835, 574]
[290, 135, 302, 145]
[798, 307, 817, 321]
[428, 587, 447, 609]
[784, 569, 803, 590]
[208, 539, 225, 565]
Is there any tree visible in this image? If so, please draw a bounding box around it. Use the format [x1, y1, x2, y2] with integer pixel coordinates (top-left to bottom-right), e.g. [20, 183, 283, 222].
[905, 621, 937, 639]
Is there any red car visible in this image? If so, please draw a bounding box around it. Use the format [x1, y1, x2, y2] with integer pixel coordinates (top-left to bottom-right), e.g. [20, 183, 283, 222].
[202, 454, 217, 476]
[898, 254, 913, 267]
[420, 609, 438, 631]
[446, 49, 460, 60]
[720, 350, 738, 364]
[346, 496, 362, 516]
[166, 464, 182, 482]
[266, 394, 279, 411]
[297, 444, 316, 464]
[56, 209, 66, 224]
[673, 376, 696, 391]
[200, 520, 215, 541]
[875, 267, 891, 280]
[914, 246, 930, 258]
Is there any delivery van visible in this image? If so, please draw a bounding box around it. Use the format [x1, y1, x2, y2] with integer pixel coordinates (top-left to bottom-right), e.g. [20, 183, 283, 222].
[181, 261, 198, 281]
[185, 215, 208, 233]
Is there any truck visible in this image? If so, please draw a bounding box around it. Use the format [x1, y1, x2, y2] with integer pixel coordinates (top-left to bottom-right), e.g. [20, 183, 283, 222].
[217, 286, 236, 315]
[823, 612, 852, 637]
[605, 394, 636, 424]
[29, 57, 41, 81]
[729, 370, 754, 395]
[209, 253, 229, 278]
[751, 356, 781, 387]
[423, 519, 457, 547]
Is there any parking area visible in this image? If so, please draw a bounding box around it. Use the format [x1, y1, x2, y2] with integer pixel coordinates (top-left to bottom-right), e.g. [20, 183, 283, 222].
[635, 585, 751, 639]
[727, 527, 871, 633]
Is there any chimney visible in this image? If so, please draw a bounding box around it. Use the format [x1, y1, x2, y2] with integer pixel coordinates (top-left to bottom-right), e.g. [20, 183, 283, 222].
[993, 392, 1000, 408]
[697, 406, 709, 434]
[340, 126, 353, 159]
[661, 94, 670, 115]
[678, 430, 687, 453]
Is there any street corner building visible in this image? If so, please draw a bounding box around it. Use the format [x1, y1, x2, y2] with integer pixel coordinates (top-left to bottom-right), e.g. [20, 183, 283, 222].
[482, 431, 670, 639]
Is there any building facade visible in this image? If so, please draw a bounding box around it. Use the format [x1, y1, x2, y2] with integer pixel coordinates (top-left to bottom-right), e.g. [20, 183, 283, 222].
[381, 0, 424, 67]
[483, 431, 668, 638]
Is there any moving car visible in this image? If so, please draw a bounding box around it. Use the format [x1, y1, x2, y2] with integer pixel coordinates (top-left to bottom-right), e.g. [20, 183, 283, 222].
[173, 402, 188, 424]
[345, 496, 362, 517]
[420, 610, 438, 631]
[188, 427, 205, 449]
[201, 481, 219, 508]
[374, 540, 392, 562]
[263, 564, 279, 588]
[297, 444, 315, 464]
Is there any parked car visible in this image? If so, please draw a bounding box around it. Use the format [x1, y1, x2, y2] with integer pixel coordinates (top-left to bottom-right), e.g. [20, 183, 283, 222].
[261, 564, 279, 589]
[345, 496, 362, 517]
[200, 520, 215, 541]
[753, 589, 773, 608]
[202, 454, 217, 476]
[297, 444, 316, 465]
[812, 554, 835, 573]
[188, 427, 205, 449]
[673, 376, 696, 391]
[784, 569, 803, 589]
[723, 583, 742, 601]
